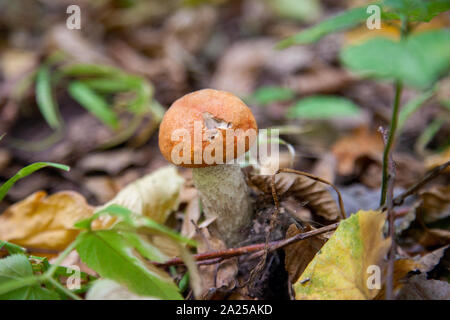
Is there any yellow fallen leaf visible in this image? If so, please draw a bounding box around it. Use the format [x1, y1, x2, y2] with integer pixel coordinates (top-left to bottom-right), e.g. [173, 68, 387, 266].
[0, 191, 93, 251]
[295, 210, 391, 300]
[94, 166, 184, 229]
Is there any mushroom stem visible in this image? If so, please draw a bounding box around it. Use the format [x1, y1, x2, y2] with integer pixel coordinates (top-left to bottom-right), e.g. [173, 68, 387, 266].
[192, 164, 253, 247]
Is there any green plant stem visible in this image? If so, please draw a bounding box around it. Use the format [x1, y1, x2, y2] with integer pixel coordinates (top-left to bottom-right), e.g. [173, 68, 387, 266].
[45, 237, 81, 278]
[43, 276, 82, 300]
[380, 16, 409, 206]
[380, 80, 403, 206]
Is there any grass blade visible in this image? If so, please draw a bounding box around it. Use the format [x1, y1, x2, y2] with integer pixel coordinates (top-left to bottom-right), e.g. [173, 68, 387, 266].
[68, 81, 119, 130]
[36, 66, 61, 130]
[0, 162, 70, 202]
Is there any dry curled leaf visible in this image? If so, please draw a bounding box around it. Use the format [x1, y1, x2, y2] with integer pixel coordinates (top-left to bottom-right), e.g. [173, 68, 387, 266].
[250, 172, 340, 221]
[0, 191, 93, 251]
[295, 210, 391, 300]
[284, 224, 327, 283]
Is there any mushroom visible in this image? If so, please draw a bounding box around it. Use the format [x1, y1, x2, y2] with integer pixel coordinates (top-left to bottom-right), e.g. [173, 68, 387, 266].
[158, 89, 258, 246]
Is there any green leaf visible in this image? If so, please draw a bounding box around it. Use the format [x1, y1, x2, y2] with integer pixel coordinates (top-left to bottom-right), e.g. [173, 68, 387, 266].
[0, 162, 70, 203]
[68, 81, 119, 130]
[75, 204, 195, 246]
[80, 78, 136, 93]
[121, 232, 170, 263]
[60, 63, 123, 77]
[0, 255, 59, 300]
[340, 30, 450, 88]
[36, 66, 61, 130]
[76, 230, 182, 300]
[247, 86, 295, 106]
[277, 6, 371, 48]
[267, 0, 322, 23]
[384, 0, 450, 22]
[287, 95, 361, 119]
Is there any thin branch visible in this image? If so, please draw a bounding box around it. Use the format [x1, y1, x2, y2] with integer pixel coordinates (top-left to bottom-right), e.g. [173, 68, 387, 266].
[153, 222, 339, 267]
[390, 160, 450, 208]
[385, 156, 397, 300]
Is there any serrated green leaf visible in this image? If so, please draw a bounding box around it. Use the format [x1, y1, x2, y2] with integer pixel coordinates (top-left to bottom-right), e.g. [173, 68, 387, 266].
[0, 255, 60, 300]
[287, 95, 361, 119]
[0, 162, 70, 203]
[248, 86, 295, 106]
[75, 204, 195, 246]
[340, 30, 450, 88]
[68, 81, 119, 129]
[76, 230, 182, 300]
[36, 66, 61, 130]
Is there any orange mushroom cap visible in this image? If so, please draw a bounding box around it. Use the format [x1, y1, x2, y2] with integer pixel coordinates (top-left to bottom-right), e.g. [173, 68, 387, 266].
[158, 89, 258, 168]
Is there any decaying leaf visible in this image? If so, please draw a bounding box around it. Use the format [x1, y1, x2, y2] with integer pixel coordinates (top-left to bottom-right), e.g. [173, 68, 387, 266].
[396, 274, 450, 300]
[331, 127, 384, 176]
[0, 191, 93, 251]
[419, 185, 450, 223]
[250, 172, 340, 221]
[95, 166, 184, 227]
[194, 228, 238, 298]
[284, 224, 327, 283]
[417, 245, 449, 273]
[86, 279, 157, 300]
[424, 147, 450, 173]
[375, 259, 421, 299]
[294, 210, 391, 300]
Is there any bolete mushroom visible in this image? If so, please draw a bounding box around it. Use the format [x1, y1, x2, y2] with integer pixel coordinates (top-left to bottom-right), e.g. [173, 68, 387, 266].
[158, 89, 258, 246]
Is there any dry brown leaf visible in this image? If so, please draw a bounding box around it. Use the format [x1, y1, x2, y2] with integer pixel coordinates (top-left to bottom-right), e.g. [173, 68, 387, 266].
[250, 172, 340, 221]
[419, 185, 450, 223]
[417, 245, 449, 273]
[194, 228, 238, 298]
[180, 190, 201, 239]
[396, 274, 450, 300]
[0, 191, 93, 251]
[331, 126, 384, 176]
[284, 224, 327, 283]
[375, 259, 421, 299]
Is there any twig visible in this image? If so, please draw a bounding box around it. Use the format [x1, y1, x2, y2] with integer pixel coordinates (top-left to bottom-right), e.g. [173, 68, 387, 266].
[390, 160, 450, 208]
[385, 155, 397, 300]
[153, 223, 339, 267]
